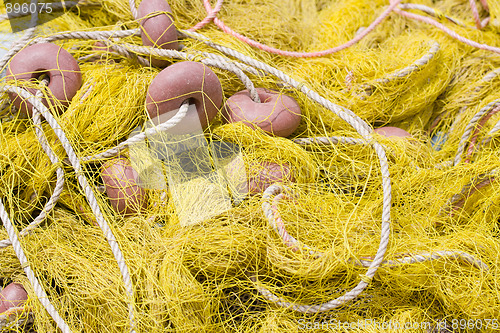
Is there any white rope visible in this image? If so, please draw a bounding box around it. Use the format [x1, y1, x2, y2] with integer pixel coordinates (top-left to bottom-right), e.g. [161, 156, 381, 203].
[0, 0, 39, 70]
[355, 41, 440, 98]
[202, 58, 261, 103]
[0, 27, 139, 76]
[0, 85, 137, 333]
[454, 99, 500, 165]
[0, 199, 72, 332]
[200, 51, 265, 77]
[36, 28, 141, 44]
[82, 100, 190, 161]
[99, 40, 150, 66]
[357, 250, 488, 270]
[172, 32, 393, 311]
[129, 0, 138, 20]
[0, 84, 65, 248]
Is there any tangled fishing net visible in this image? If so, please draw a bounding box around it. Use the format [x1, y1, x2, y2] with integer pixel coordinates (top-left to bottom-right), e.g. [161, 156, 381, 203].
[0, 0, 499, 332]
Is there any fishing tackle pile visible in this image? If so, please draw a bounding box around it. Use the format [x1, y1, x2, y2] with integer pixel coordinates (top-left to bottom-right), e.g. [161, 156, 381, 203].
[0, 0, 499, 332]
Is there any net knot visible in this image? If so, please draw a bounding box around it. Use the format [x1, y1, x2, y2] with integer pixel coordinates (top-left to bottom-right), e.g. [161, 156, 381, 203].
[359, 274, 373, 284]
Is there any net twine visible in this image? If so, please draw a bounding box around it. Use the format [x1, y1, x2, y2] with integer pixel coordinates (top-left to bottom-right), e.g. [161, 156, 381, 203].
[0, 0, 498, 329]
[354, 41, 440, 99]
[454, 99, 500, 165]
[0, 84, 72, 332]
[0, 25, 390, 328]
[192, 0, 496, 57]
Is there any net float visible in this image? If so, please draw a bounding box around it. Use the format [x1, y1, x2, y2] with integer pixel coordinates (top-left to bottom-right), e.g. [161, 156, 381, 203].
[6, 43, 82, 117]
[373, 126, 411, 138]
[138, 0, 178, 67]
[248, 161, 295, 194]
[89, 42, 116, 64]
[146, 61, 223, 134]
[0, 283, 28, 313]
[92, 41, 114, 56]
[223, 88, 301, 137]
[92, 41, 111, 52]
[101, 157, 147, 216]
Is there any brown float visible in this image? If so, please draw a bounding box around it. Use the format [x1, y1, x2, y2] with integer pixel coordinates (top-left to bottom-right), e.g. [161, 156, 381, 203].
[101, 157, 147, 216]
[373, 126, 412, 138]
[146, 61, 223, 134]
[224, 88, 302, 137]
[0, 283, 28, 313]
[138, 0, 178, 67]
[248, 161, 295, 194]
[6, 43, 82, 117]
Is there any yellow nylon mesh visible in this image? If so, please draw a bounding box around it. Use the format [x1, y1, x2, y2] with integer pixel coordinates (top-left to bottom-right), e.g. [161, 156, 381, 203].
[0, 0, 499, 332]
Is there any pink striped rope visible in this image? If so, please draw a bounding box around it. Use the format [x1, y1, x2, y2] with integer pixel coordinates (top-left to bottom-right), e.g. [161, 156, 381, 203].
[188, 0, 498, 58]
[470, 0, 485, 29]
[188, 0, 402, 58]
[480, 0, 489, 11]
[449, 176, 495, 214]
[188, 0, 223, 32]
[391, 4, 500, 54]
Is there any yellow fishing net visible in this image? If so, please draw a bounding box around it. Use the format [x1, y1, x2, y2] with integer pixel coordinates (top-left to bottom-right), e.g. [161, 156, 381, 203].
[0, 0, 499, 332]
